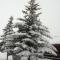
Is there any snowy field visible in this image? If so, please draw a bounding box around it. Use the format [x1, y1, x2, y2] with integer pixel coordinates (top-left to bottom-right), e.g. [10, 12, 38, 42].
[0, 58, 52, 60]
[0, 56, 52, 60]
[0, 52, 51, 60]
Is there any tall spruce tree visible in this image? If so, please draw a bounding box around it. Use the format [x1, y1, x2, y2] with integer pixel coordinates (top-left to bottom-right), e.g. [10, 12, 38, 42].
[14, 0, 57, 59]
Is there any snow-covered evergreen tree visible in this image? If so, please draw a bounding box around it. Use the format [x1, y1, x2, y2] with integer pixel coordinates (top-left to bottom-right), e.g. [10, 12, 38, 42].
[14, 0, 57, 59]
[0, 16, 14, 60]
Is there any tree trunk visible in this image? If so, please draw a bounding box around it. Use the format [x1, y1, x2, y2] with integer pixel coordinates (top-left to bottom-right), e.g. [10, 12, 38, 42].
[12, 54, 20, 60]
[28, 55, 30, 60]
[6, 52, 8, 60]
[36, 56, 38, 60]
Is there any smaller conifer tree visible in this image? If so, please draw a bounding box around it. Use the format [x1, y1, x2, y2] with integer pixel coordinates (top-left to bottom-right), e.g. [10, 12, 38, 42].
[1, 16, 14, 60]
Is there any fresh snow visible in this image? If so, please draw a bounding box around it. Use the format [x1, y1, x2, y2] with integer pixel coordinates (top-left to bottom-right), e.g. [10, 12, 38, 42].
[29, 30, 41, 35]
[14, 22, 25, 27]
[17, 51, 31, 56]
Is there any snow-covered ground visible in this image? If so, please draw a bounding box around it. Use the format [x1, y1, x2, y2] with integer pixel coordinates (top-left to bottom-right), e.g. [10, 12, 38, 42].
[0, 52, 12, 60]
[0, 52, 51, 60]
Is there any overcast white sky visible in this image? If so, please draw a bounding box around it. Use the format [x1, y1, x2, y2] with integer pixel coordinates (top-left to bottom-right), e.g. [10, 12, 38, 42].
[0, 0, 60, 44]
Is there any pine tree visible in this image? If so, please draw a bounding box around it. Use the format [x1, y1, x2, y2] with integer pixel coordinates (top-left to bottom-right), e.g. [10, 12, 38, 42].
[14, 0, 57, 59]
[1, 16, 14, 60]
[0, 0, 57, 60]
